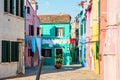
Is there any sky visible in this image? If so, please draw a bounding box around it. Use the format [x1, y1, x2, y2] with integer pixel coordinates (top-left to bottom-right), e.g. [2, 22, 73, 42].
[36, 0, 81, 22]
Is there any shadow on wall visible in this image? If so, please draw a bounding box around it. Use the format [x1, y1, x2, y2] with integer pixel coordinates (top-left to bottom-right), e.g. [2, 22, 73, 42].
[42, 27, 56, 37]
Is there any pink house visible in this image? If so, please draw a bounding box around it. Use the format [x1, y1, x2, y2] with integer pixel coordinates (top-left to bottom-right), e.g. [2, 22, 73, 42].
[25, 0, 40, 67]
[84, 0, 93, 71]
[99, 0, 107, 80]
[100, 0, 120, 80]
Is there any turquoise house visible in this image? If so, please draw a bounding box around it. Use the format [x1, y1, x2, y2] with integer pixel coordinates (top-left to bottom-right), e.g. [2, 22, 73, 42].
[78, 3, 86, 67]
[38, 14, 71, 65]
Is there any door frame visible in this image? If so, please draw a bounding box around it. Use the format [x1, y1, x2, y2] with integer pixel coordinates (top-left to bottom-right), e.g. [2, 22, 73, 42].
[55, 48, 64, 64]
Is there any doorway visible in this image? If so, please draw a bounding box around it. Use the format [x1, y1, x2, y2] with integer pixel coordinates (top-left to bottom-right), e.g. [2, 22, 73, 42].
[55, 48, 63, 64]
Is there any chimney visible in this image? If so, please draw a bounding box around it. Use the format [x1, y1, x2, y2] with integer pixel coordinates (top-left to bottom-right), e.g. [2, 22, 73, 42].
[31, 0, 38, 12]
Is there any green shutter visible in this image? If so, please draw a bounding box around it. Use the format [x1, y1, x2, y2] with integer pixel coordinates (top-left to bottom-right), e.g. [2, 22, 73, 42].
[16, 0, 19, 16]
[10, 0, 14, 14]
[20, 0, 24, 17]
[4, 0, 8, 12]
[55, 27, 57, 36]
[11, 42, 19, 62]
[96, 41, 99, 60]
[2, 41, 10, 62]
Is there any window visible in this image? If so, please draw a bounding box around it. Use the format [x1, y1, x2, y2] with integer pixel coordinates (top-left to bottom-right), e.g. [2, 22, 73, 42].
[28, 49, 34, 57]
[2, 40, 19, 62]
[42, 49, 52, 57]
[37, 27, 42, 37]
[4, 0, 24, 17]
[11, 42, 19, 61]
[20, 0, 24, 17]
[16, 0, 20, 16]
[10, 0, 14, 14]
[56, 27, 64, 37]
[29, 25, 34, 35]
[4, 0, 8, 12]
[27, 7, 30, 14]
[2, 41, 10, 62]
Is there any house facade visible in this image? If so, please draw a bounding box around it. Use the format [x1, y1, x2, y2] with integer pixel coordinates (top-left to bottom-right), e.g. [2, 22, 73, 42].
[38, 14, 71, 65]
[70, 20, 79, 63]
[78, 0, 100, 74]
[25, 0, 40, 67]
[77, 4, 86, 67]
[100, 0, 120, 80]
[91, 0, 100, 74]
[84, 0, 93, 71]
[99, 0, 107, 80]
[0, 0, 24, 78]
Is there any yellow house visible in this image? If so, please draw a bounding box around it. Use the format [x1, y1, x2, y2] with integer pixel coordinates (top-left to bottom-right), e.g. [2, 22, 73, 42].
[91, 0, 100, 74]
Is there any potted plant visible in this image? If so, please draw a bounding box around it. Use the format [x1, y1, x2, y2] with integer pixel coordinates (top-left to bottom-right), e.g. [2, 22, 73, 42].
[54, 54, 62, 69]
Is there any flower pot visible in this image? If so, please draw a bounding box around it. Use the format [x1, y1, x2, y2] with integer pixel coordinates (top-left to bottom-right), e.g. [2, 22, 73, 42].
[54, 63, 62, 69]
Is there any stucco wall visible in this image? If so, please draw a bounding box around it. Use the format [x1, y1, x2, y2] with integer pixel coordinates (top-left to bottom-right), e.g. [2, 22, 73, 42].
[0, 63, 18, 78]
[40, 23, 71, 65]
[25, 0, 40, 67]
[0, 0, 24, 78]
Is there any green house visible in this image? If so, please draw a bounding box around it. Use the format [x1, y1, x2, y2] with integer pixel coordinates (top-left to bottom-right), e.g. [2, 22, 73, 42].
[38, 14, 71, 65]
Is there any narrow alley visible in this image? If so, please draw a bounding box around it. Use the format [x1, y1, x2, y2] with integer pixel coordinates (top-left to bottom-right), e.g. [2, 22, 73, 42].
[4, 65, 100, 80]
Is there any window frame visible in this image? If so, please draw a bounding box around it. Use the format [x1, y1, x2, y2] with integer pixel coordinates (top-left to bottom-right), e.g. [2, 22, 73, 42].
[2, 40, 19, 63]
[29, 24, 34, 36]
[37, 27, 42, 37]
[42, 49, 52, 58]
[26, 6, 30, 14]
[55, 27, 64, 37]
[28, 49, 34, 57]
[4, 0, 24, 17]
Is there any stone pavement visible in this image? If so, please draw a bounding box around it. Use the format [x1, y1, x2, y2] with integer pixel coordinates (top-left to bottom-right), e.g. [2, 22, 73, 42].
[3, 64, 100, 80]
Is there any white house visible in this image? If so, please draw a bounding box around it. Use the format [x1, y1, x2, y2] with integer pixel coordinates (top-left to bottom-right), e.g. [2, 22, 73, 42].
[0, 0, 25, 78]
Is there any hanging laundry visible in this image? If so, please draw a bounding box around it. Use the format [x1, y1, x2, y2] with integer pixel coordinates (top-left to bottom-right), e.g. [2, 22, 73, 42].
[36, 38, 42, 60]
[32, 37, 36, 53]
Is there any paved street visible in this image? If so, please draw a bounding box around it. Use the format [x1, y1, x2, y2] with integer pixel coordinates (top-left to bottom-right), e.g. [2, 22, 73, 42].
[4, 65, 100, 80]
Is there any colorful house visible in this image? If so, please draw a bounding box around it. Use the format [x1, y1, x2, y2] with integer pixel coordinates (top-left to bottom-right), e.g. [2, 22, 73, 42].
[70, 20, 79, 63]
[38, 14, 71, 65]
[25, 0, 41, 67]
[78, 3, 86, 67]
[100, 0, 120, 80]
[84, 0, 93, 70]
[0, 0, 24, 78]
[91, 0, 100, 74]
[99, 0, 107, 80]
[79, 0, 100, 74]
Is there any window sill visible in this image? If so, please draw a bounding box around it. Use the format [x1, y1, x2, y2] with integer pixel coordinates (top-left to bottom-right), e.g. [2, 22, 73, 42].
[3, 12, 24, 20]
[0, 62, 18, 64]
[56, 36, 64, 38]
[44, 57, 52, 58]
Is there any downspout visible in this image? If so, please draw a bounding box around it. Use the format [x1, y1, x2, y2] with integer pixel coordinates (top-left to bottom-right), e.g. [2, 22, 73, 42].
[24, 0, 27, 67]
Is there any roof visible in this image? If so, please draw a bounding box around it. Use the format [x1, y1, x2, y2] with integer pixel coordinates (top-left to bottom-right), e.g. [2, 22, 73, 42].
[38, 14, 71, 24]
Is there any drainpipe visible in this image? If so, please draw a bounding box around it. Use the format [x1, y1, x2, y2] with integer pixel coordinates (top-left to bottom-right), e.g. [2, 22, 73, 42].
[24, 0, 27, 69]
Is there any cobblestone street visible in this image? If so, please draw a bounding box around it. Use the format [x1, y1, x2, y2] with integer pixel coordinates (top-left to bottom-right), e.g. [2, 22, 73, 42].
[4, 65, 100, 80]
